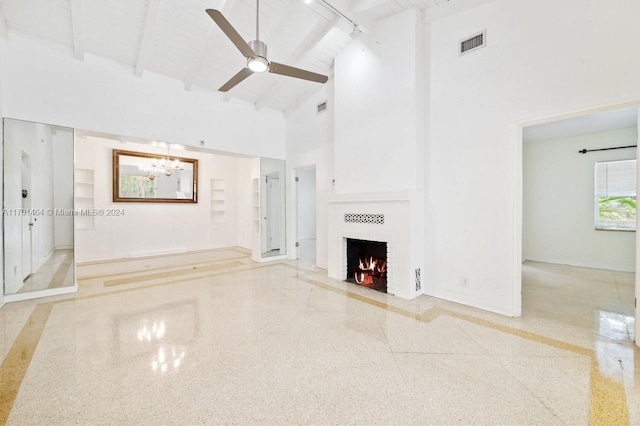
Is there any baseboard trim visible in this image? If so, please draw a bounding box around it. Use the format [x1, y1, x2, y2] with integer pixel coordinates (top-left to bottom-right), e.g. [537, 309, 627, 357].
[523, 256, 635, 273]
[77, 246, 249, 266]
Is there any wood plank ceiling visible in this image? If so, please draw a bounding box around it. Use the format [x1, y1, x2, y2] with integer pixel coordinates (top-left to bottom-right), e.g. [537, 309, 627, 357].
[0, 0, 451, 112]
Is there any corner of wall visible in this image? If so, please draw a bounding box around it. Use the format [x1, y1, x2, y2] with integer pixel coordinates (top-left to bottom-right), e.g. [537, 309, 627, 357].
[0, 37, 4, 308]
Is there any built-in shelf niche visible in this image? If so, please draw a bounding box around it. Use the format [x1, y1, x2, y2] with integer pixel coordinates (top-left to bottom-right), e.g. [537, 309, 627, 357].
[75, 168, 95, 230]
[210, 178, 226, 224]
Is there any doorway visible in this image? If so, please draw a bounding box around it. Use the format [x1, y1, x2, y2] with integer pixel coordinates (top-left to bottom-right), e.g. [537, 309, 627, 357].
[295, 166, 316, 266]
[520, 105, 639, 348]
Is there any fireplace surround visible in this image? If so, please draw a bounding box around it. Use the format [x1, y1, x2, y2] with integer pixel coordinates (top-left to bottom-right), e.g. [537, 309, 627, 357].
[327, 192, 424, 300]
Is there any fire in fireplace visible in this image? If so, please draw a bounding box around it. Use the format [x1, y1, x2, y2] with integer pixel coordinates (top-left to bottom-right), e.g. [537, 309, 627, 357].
[346, 238, 387, 293]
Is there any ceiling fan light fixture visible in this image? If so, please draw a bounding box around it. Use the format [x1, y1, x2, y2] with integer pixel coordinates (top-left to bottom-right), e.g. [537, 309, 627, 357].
[248, 56, 269, 73]
[207, 7, 329, 91]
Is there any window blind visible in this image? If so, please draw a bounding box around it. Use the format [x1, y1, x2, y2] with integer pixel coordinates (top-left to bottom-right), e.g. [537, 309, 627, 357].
[595, 159, 636, 197]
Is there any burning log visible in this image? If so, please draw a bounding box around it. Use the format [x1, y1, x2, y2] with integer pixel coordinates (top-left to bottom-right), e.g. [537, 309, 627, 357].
[354, 255, 387, 286]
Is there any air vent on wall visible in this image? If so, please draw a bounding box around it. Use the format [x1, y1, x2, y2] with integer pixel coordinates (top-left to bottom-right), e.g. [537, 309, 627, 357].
[317, 101, 327, 114]
[459, 30, 486, 55]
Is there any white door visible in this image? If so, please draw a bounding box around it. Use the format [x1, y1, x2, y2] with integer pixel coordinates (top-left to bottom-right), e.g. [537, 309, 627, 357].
[21, 152, 33, 280]
[266, 176, 280, 252]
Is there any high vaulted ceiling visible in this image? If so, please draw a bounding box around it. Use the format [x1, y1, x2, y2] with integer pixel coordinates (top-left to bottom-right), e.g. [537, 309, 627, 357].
[0, 0, 451, 112]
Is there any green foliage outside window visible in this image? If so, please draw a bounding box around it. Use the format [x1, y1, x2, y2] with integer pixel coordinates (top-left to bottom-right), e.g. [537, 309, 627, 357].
[120, 175, 157, 198]
[598, 196, 636, 229]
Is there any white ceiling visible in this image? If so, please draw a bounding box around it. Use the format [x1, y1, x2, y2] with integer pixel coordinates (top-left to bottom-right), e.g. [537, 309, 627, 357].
[0, 0, 452, 112]
[523, 107, 639, 143]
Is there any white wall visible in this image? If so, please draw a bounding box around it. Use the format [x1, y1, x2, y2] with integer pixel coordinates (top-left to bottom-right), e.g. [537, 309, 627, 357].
[74, 136, 251, 262]
[0, 33, 285, 160]
[285, 83, 334, 268]
[236, 158, 253, 250]
[296, 168, 316, 240]
[524, 127, 637, 271]
[427, 0, 640, 315]
[334, 8, 423, 194]
[52, 129, 74, 249]
[0, 44, 4, 307]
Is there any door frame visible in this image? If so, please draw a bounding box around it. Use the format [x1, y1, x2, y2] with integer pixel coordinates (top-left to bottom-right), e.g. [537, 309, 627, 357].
[515, 98, 640, 348]
[293, 165, 317, 263]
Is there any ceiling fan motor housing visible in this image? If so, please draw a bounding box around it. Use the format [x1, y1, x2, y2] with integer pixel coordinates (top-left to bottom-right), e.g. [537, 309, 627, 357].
[248, 40, 268, 72]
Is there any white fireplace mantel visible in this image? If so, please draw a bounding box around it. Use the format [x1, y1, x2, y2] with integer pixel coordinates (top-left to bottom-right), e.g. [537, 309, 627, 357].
[328, 192, 411, 204]
[327, 191, 424, 300]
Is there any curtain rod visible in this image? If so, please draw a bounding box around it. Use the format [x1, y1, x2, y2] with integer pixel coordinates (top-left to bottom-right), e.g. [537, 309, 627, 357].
[578, 145, 637, 154]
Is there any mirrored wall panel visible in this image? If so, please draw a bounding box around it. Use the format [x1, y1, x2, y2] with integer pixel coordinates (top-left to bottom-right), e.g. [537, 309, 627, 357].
[260, 158, 286, 258]
[3, 118, 75, 296]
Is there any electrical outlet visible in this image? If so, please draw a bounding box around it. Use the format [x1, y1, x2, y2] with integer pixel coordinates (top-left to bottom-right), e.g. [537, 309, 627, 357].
[460, 276, 468, 287]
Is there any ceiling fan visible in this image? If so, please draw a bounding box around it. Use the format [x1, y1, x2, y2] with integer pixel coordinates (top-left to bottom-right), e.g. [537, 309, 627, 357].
[206, 0, 328, 92]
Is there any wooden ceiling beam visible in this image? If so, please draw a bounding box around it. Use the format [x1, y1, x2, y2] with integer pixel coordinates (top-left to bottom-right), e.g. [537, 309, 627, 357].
[135, 0, 161, 77]
[0, 6, 8, 38]
[184, 0, 239, 90]
[70, 0, 85, 60]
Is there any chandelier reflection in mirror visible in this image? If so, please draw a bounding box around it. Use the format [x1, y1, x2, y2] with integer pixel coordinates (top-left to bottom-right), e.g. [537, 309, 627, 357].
[139, 156, 184, 180]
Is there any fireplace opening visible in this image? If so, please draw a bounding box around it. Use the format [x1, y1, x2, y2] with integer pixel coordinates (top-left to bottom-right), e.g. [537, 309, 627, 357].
[346, 238, 387, 293]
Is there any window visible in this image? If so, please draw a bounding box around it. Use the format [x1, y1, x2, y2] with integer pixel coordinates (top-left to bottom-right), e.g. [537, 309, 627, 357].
[595, 159, 636, 231]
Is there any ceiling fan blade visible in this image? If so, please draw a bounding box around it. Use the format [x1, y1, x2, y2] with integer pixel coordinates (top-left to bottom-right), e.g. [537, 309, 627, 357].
[219, 68, 253, 92]
[206, 9, 255, 58]
[269, 62, 328, 84]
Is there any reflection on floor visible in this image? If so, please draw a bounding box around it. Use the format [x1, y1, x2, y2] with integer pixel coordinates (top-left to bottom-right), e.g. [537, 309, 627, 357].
[523, 261, 635, 338]
[0, 249, 638, 424]
[17, 249, 74, 293]
[523, 260, 637, 419]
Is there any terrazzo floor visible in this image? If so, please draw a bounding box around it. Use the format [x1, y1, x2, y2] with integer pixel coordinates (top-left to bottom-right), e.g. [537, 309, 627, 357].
[16, 249, 74, 294]
[0, 249, 638, 425]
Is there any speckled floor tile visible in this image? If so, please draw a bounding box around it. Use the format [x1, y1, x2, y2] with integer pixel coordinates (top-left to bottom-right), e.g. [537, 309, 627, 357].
[0, 251, 638, 425]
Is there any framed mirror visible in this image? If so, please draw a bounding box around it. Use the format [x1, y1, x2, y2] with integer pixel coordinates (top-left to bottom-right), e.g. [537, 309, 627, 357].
[113, 149, 198, 203]
[3, 118, 75, 297]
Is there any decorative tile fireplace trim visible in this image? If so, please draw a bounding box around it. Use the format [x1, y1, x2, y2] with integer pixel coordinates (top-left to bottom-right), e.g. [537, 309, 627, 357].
[344, 213, 385, 224]
[338, 231, 395, 295]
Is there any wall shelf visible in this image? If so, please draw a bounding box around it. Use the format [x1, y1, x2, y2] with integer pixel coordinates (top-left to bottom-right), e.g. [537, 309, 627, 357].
[75, 168, 95, 230]
[210, 178, 226, 224]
